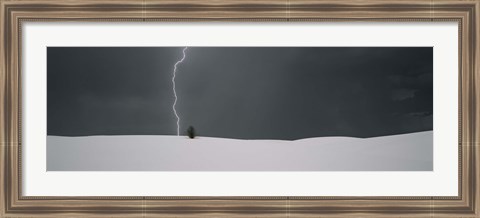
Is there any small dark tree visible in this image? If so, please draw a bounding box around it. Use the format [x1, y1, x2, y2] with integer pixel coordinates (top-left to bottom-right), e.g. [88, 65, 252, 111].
[187, 126, 196, 139]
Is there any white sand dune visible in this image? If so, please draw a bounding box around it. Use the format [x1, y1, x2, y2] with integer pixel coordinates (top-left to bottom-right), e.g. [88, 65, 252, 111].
[47, 131, 432, 171]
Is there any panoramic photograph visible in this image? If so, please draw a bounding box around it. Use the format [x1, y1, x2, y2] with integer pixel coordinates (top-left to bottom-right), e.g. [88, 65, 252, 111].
[47, 47, 433, 171]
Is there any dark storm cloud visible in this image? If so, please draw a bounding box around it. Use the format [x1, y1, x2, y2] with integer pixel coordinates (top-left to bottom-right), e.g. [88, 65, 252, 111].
[48, 47, 433, 140]
[48, 47, 181, 136]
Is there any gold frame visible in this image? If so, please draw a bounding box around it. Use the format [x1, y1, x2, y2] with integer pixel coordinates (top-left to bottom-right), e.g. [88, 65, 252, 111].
[1, 0, 478, 217]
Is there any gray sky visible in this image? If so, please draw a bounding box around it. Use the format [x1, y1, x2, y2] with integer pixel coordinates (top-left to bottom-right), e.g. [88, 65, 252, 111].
[47, 47, 433, 140]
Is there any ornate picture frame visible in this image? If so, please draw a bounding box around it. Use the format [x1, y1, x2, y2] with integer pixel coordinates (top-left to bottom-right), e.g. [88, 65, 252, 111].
[1, 0, 478, 217]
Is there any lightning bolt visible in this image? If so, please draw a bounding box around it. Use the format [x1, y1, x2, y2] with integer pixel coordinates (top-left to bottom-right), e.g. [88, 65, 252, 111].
[172, 47, 188, 136]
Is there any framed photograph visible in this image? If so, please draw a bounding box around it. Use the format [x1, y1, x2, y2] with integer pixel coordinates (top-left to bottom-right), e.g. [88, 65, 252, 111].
[46, 46, 434, 172]
[1, 0, 478, 217]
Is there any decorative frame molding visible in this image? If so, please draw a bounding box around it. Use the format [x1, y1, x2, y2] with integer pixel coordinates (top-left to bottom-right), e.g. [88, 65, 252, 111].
[1, 0, 478, 217]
